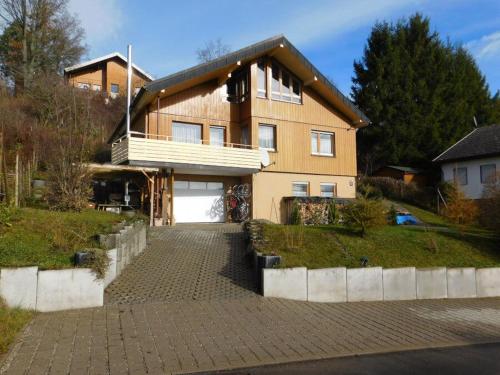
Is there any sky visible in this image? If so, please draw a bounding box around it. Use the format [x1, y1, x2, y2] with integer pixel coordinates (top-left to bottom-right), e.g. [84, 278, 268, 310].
[68, 0, 500, 98]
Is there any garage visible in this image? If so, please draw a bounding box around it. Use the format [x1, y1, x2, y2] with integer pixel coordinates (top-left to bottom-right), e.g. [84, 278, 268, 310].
[173, 181, 225, 223]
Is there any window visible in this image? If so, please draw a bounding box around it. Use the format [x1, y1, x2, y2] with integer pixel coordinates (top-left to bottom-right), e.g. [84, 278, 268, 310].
[227, 68, 248, 103]
[92, 84, 101, 91]
[453, 167, 468, 185]
[320, 183, 337, 197]
[311, 131, 335, 156]
[480, 164, 496, 184]
[270, 61, 302, 103]
[292, 182, 309, 197]
[271, 63, 280, 99]
[77, 82, 90, 89]
[241, 126, 249, 146]
[210, 126, 225, 147]
[134, 87, 140, 95]
[257, 61, 267, 98]
[172, 122, 202, 144]
[110, 84, 119, 94]
[259, 124, 276, 151]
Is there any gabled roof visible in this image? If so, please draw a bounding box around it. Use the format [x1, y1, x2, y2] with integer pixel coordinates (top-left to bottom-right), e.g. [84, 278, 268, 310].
[108, 35, 369, 143]
[433, 124, 500, 163]
[386, 165, 423, 174]
[64, 52, 154, 81]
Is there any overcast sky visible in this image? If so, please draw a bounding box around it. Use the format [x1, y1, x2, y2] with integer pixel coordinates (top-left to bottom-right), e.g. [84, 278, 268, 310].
[68, 0, 500, 97]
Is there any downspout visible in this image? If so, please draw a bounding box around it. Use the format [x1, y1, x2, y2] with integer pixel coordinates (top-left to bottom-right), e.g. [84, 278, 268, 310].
[126, 44, 132, 137]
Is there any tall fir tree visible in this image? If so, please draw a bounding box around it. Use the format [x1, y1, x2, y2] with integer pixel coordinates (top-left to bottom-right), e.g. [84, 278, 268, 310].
[352, 13, 497, 174]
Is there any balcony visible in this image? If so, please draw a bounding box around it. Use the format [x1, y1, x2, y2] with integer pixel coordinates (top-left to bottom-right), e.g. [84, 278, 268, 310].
[111, 133, 263, 174]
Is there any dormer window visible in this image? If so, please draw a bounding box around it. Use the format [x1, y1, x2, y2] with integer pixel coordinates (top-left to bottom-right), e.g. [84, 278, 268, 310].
[270, 61, 302, 104]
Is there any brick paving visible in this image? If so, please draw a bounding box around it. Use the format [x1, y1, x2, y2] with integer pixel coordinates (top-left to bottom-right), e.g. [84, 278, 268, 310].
[105, 224, 258, 304]
[3, 298, 500, 374]
[3, 225, 500, 374]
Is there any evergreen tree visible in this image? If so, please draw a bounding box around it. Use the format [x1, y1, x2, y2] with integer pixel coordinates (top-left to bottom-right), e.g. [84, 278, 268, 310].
[352, 13, 496, 173]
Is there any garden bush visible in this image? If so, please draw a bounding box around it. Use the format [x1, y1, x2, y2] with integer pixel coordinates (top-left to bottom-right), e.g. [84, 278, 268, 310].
[359, 176, 433, 208]
[479, 173, 500, 233]
[340, 198, 387, 236]
[443, 184, 478, 226]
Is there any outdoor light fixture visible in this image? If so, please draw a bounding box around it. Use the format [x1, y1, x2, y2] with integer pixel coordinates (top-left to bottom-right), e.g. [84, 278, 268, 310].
[161, 89, 165, 93]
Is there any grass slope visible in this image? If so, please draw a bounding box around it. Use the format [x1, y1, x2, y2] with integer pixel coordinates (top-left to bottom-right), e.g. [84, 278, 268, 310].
[262, 205, 500, 269]
[0, 207, 137, 269]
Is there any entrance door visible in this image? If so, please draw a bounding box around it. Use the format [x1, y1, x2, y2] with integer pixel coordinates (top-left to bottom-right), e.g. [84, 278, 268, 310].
[173, 181, 225, 223]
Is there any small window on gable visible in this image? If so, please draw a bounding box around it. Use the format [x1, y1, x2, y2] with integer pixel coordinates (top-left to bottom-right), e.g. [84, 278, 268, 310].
[257, 61, 267, 98]
[110, 83, 119, 94]
[270, 60, 302, 103]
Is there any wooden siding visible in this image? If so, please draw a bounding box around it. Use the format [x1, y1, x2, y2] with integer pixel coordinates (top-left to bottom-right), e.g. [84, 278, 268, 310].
[127, 58, 358, 177]
[112, 137, 261, 170]
[106, 60, 147, 95]
[66, 57, 148, 95]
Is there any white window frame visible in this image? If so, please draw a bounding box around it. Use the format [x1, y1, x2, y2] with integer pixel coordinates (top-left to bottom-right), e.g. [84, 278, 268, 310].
[292, 181, 309, 197]
[257, 60, 267, 98]
[311, 131, 335, 157]
[320, 183, 337, 198]
[110, 83, 119, 94]
[77, 82, 90, 89]
[210, 126, 225, 147]
[258, 124, 276, 151]
[172, 121, 202, 144]
[270, 61, 302, 104]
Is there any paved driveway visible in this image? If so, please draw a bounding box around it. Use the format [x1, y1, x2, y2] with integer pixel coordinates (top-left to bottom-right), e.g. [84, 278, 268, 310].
[3, 225, 500, 374]
[105, 224, 258, 304]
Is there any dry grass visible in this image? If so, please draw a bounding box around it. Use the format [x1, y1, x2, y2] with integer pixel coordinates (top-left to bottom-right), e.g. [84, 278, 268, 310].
[0, 299, 33, 354]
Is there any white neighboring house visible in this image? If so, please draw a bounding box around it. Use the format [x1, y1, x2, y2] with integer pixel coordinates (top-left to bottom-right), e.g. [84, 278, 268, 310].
[433, 124, 500, 199]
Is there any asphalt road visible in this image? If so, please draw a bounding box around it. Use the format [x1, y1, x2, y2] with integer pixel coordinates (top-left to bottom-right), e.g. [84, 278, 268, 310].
[203, 343, 500, 375]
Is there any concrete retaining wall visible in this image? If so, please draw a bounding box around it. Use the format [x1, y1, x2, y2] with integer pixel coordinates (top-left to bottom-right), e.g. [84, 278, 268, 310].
[307, 268, 346, 303]
[0, 221, 147, 312]
[261, 266, 500, 303]
[263, 267, 307, 301]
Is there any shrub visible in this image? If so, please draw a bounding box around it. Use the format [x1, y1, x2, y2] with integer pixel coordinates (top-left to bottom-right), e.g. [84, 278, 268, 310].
[388, 204, 397, 225]
[290, 199, 302, 225]
[479, 173, 500, 233]
[340, 198, 387, 236]
[444, 184, 478, 226]
[328, 200, 338, 224]
[76, 248, 110, 279]
[0, 204, 16, 227]
[359, 176, 433, 208]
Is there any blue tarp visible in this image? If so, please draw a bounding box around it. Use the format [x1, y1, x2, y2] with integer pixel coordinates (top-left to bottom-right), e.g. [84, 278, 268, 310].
[396, 214, 418, 225]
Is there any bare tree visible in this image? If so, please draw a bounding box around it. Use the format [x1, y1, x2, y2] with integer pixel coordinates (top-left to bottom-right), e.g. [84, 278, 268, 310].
[196, 38, 231, 63]
[0, 0, 86, 93]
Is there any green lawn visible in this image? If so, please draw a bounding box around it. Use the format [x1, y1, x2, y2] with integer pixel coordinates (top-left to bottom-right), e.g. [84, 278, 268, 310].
[0, 300, 33, 354]
[0, 207, 139, 269]
[261, 222, 500, 269]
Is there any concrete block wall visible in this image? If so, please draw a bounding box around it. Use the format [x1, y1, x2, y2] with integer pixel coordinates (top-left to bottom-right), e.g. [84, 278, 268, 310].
[0, 221, 147, 312]
[262, 266, 500, 303]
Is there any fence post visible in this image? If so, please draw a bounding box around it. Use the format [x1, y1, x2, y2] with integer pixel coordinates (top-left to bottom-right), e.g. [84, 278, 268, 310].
[15, 150, 19, 207]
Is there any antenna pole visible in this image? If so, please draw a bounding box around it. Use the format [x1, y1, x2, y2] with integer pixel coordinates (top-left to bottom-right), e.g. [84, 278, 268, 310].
[126, 44, 132, 136]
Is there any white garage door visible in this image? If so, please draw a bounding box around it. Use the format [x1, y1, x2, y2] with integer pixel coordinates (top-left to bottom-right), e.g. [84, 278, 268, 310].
[173, 181, 225, 223]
